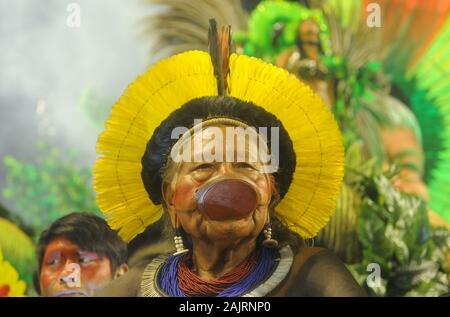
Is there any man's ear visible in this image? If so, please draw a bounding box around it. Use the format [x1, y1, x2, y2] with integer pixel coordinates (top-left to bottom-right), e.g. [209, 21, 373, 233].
[268, 175, 277, 195]
[113, 264, 129, 279]
[161, 181, 173, 207]
[162, 181, 177, 228]
[268, 174, 280, 206]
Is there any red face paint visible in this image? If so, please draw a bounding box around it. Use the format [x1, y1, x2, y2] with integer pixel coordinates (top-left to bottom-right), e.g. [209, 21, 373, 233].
[172, 180, 198, 211]
[39, 237, 113, 297]
[0, 285, 10, 297]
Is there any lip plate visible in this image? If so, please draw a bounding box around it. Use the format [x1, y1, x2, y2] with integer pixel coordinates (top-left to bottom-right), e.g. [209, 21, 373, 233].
[196, 179, 258, 221]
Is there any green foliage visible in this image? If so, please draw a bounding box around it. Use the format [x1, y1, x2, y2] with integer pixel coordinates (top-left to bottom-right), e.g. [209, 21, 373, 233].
[2, 142, 100, 238]
[346, 154, 450, 296]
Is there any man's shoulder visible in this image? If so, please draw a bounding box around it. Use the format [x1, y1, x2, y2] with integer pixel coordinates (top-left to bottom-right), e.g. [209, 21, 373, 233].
[273, 246, 366, 297]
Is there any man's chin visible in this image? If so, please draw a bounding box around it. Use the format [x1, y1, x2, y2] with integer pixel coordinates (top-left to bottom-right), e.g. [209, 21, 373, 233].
[189, 207, 265, 242]
[203, 216, 258, 240]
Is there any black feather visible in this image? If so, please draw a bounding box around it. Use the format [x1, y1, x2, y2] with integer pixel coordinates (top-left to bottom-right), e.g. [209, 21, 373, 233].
[208, 19, 226, 96]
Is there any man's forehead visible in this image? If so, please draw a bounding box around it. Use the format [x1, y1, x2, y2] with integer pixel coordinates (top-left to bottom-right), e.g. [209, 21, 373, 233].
[47, 236, 78, 249]
[168, 121, 279, 173]
[189, 126, 267, 153]
[45, 236, 98, 255]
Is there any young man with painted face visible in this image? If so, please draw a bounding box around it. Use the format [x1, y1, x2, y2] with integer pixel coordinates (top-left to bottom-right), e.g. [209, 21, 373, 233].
[35, 212, 128, 297]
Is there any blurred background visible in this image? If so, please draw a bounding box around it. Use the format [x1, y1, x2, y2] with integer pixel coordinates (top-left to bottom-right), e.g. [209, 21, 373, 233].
[0, 0, 152, 228]
[0, 0, 154, 294]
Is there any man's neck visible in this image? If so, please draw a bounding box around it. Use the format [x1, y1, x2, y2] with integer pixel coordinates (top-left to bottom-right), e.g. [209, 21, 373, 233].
[189, 238, 257, 280]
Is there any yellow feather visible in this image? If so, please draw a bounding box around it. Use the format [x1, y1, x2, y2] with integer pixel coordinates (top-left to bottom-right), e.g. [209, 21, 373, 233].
[228, 54, 344, 238]
[94, 51, 217, 241]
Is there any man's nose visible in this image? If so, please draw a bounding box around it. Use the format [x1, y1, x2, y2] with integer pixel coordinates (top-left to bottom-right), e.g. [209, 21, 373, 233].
[59, 275, 74, 284]
[217, 163, 238, 176]
[59, 261, 80, 286]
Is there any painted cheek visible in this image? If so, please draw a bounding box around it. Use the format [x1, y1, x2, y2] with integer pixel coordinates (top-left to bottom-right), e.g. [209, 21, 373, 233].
[80, 260, 112, 294]
[171, 181, 198, 211]
[39, 267, 60, 295]
[81, 263, 112, 296]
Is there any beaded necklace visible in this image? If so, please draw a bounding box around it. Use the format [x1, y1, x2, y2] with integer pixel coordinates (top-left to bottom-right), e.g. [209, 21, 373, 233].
[158, 247, 278, 297]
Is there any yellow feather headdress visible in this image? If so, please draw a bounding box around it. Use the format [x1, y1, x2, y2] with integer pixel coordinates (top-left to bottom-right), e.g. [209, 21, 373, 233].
[94, 50, 344, 242]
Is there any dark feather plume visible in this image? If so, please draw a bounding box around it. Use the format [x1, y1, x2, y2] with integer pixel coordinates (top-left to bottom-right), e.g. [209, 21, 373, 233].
[208, 19, 231, 96]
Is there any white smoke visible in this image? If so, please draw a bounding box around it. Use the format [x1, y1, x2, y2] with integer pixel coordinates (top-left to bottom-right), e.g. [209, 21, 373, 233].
[0, 0, 154, 208]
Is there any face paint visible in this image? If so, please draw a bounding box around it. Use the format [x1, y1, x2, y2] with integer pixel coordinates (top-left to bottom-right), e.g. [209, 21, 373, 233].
[196, 179, 258, 220]
[39, 237, 113, 297]
[0, 285, 10, 297]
